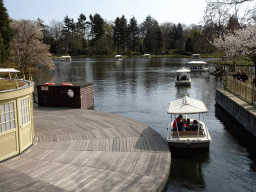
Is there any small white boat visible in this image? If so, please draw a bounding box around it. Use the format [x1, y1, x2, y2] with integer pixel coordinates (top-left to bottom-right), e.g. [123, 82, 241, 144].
[143, 54, 151, 59]
[190, 66, 208, 72]
[166, 95, 211, 149]
[115, 55, 122, 60]
[175, 67, 191, 86]
[187, 54, 207, 65]
[61, 56, 72, 62]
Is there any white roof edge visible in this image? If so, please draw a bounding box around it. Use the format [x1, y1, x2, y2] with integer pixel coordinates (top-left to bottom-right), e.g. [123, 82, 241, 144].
[0, 68, 20, 72]
[176, 67, 190, 73]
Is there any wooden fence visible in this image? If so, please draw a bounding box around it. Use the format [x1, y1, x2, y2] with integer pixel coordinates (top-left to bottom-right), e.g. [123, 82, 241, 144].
[223, 75, 256, 104]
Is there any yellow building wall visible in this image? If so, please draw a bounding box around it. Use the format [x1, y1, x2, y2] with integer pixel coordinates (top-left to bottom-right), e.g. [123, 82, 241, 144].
[0, 80, 34, 162]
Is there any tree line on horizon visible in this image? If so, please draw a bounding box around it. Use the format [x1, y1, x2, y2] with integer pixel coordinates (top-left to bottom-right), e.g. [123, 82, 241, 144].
[1, 0, 256, 72]
[38, 13, 215, 56]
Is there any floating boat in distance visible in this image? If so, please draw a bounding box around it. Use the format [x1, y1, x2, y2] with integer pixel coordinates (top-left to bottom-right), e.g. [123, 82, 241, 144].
[187, 54, 207, 65]
[143, 54, 151, 59]
[175, 67, 191, 86]
[60, 56, 72, 62]
[114, 55, 122, 61]
[190, 66, 208, 72]
[166, 95, 211, 149]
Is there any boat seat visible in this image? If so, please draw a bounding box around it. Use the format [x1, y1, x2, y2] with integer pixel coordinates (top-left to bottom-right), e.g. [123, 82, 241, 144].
[172, 130, 204, 136]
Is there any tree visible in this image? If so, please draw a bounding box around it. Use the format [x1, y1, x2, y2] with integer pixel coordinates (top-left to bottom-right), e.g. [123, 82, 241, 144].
[76, 14, 89, 53]
[204, 0, 255, 37]
[160, 22, 174, 51]
[141, 15, 162, 53]
[10, 19, 55, 71]
[226, 15, 242, 32]
[185, 36, 193, 53]
[176, 23, 184, 50]
[113, 15, 127, 54]
[89, 13, 104, 49]
[0, 0, 13, 64]
[127, 16, 139, 51]
[49, 19, 64, 54]
[63, 15, 77, 53]
[94, 21, 114, 55]
[212, 26, 256, 73]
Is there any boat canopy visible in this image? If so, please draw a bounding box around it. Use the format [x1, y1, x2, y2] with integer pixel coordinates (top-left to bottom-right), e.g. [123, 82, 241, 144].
[143, 54, 150, 56]
[115, 55, 122, 57]
[176, 67, 190, 73]
[191, 54, 201, 59]
[167, 95, 208, 114]
[61, 56, 71, 58]
[188, 61, 207, 64]
[0, 68, 20, 73]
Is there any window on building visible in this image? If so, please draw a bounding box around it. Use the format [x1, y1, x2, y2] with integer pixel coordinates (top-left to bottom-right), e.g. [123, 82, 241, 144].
[0, 102, 16, 132]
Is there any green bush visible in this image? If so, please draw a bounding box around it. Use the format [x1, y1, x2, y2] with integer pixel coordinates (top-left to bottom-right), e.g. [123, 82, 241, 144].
[88, 50, 93, 56]
[131, 51, 141, 55]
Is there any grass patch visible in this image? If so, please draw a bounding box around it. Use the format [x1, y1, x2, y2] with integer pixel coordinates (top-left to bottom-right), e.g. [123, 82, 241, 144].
[0, 79, 26, 91]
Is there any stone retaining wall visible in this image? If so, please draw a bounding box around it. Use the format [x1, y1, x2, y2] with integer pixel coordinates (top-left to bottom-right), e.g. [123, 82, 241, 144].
[216, 88, 256, 137]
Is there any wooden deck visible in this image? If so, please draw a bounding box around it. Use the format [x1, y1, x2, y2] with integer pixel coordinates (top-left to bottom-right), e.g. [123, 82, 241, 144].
[0, 106, 171, 192]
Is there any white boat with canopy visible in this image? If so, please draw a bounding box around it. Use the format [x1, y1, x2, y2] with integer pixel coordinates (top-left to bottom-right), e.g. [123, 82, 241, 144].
[115, 55, 122, 60]
[143, 54, 151, 59]
[61, 56, 72, 62]
[175, 67, 191, 86]
[188, 54, 208, 72]
[166, 95, 211, 149]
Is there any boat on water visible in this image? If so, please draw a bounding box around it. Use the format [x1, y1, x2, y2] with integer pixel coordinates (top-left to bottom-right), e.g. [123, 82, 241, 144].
[60, 56, 72, 62]
[190, 66, 208, 72]
[166, 95, 211, 149]
[187, 54, 207, 65]
[175, 67, 191, 86]
[114, 55, 122, 61]
[143, 54, 151, 59]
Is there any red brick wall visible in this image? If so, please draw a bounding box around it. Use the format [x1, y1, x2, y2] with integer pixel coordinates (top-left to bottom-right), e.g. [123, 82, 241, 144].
[80, 84, 94, 109]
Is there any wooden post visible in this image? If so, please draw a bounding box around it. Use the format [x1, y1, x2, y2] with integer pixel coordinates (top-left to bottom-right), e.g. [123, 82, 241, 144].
[252, 86, 255, 104]
[245, 82, 247, 101]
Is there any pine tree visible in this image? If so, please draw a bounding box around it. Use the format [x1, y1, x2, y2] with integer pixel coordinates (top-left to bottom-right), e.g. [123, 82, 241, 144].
[127, 17, 139, 51]
[0, 0, 12, 64]
[113, 15, 127, 54]
[185, 36, 193, 53]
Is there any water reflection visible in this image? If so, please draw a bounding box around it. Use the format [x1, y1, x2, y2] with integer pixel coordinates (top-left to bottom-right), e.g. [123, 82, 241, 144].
[176, 86, 191, 97]
[168, 151, 209, 191]
[215, 104, 256, 177]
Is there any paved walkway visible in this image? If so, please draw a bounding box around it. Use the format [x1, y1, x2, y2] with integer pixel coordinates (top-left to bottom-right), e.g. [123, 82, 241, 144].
[0, 106, 171, 192]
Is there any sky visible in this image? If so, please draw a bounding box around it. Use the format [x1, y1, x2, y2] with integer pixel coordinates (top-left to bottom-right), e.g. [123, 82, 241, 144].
[4, 0, 208, 26]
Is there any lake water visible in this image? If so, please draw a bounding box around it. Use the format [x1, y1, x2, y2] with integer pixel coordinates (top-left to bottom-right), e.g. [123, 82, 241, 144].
[34, 57, 256, 191]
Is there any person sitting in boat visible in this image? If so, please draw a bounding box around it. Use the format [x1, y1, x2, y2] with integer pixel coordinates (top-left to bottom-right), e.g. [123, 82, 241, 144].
[186, 118, 192, 128]
[177, 118, 187, 131]
[181, 75, 187, 80]
[177, 76, 180, 81]
[188, 120, 199, 131]
[172, 115, 183, 131]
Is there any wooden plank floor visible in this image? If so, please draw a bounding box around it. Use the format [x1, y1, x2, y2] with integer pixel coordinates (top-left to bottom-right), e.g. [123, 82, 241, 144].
[0, 106, 171, 192]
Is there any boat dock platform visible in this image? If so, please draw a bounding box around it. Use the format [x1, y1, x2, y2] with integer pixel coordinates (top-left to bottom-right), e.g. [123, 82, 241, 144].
[0, 106, 171, 192]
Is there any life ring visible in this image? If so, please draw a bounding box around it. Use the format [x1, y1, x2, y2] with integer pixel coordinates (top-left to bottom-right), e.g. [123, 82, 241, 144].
[62, 83, 73, 86]
[45, 82, 55, 85]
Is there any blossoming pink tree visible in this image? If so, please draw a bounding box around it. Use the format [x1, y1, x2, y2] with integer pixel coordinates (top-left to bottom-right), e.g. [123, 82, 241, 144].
[212, 25, 256, 74]
[10, 19, 55, 72]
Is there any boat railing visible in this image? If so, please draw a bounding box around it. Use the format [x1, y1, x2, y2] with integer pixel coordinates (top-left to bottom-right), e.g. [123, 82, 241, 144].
[170, 121, 205, 139]
[223, 75, 256, 105]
